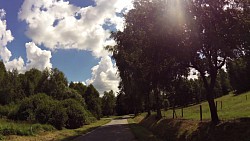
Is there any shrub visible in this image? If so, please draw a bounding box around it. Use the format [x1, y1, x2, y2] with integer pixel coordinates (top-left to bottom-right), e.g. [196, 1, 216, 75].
[62, 99, 88, 129]
[49, 103, 68, 130]
[35, 100, 54, 124]
[15, 98, 34, 121]
[14, 93, 54, 122]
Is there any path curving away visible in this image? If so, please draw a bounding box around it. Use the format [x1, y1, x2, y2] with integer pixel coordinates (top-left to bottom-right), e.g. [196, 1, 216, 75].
[72, 116, 137, 141]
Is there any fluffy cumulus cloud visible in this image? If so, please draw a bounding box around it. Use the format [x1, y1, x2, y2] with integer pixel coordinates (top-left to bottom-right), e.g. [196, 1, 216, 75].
[0, 9, 14, 62]
[25, 42, 52, 71]
[86, 56, 120, 95]
[18, 0, 134, 93]
[0, 9, 52, 73]
[19, 0, 133, 57]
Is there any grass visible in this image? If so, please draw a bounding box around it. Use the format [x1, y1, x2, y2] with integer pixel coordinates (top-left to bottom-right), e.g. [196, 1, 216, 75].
[0, 119, 54, 137]
[128, 91, 250, 141]
[132, 113, 250, 141]
[128, 116, 162, 141]
[3, 118, 111, 141]
[163, 92, 250, 120]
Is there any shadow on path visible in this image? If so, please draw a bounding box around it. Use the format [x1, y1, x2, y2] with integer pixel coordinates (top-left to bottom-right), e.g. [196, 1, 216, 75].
[72, 118, 137, 141]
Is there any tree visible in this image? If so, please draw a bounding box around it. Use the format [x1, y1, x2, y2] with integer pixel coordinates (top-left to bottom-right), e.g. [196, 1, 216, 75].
[176, 0, 250, 123]
[37, 68, 69, 100]
[109, 0, 249, 123]
[0, 61, 7, 105]
[84, 84, 102, 119]
[115, 92, 129, 116]
[227, 57, 250, 93]
[108, 0, 186, 118]
[69, 82, 87, 97]
[102, 90, 116, 116]
[22, 68, 42, 96]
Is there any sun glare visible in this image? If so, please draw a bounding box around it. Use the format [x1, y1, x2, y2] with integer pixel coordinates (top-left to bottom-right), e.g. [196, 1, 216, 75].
[166, 0, 185, 27]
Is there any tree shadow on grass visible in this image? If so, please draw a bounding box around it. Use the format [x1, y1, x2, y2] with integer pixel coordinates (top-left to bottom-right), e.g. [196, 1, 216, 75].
[138, 115, 250, 141]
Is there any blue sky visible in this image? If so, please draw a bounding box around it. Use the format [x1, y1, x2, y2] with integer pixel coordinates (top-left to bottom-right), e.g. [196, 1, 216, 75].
[0, 0, 98, 82]
[0, 0, 133, 93]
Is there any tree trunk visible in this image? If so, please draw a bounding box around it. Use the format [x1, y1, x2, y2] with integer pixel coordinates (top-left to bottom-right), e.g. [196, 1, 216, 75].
[207, 91, 219, 124]
[154, 88, 162, 119]
[146, 92, 151, 117]
[201, 72, 220, 124]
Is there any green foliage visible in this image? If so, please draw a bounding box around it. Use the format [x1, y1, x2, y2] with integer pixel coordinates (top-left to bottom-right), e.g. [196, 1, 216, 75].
[14, 93, 53, 121]
[102, 90, 116, 116]
[227, 57, 250, 94]
[84, 84, 102, 119]
[0, 118, 54, 136]
[69, 81, 87, 97]
[62, 99, 88, 129]
[108, 0, 250, 122]
[48, 103, 68, 130]
[0, 104, 18, 118]
[22, 68, 42, 96]
[115, 92, 129, 116]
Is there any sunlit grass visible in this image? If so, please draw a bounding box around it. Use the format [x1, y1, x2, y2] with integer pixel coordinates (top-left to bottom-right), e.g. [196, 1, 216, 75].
[3, 118, 111, 141]
[163, 91, 250, 120]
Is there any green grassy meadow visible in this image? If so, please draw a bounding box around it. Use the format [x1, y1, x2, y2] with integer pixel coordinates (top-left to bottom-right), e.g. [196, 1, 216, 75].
[163, 92, 250, 120]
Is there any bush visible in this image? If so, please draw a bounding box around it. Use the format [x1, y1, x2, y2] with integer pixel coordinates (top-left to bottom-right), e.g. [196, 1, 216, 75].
[15, 98, 34, 121]
[12, 93, 56, 122]
[62, 99, 88, 129]
[49, 103, 68, 130]
[6, 93, 92, 130]
[0, 105, 10, 117]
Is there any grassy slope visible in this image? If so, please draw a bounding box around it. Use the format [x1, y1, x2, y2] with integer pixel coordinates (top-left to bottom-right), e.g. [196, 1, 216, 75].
[128, 117, 162, 141]
[131, 91, 250, 141]
[164, 92, 250, 120]
[134, 114, 250, 141]
[2, 118, 111, 141]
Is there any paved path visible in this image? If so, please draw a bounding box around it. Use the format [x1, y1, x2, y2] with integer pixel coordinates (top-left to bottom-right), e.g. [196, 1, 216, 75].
[73, 116, 137, 141]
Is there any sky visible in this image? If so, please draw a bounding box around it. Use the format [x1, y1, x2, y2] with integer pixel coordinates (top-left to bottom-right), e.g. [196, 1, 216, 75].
[0, 0, 134, 95]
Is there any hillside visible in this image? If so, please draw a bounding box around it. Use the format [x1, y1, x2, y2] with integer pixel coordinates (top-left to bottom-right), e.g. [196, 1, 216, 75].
[129, 92, 250, 141]
[164, 92, 250, 120]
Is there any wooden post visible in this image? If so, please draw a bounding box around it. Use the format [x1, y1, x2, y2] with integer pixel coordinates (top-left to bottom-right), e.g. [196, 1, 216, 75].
[181, 108, 183, 118]
[172, 107, 175, 119]
[216, 101, 218, 110]
[220, 101, 222, 110]
[246, 95, 248, 100]
[200, 105, 202, 121]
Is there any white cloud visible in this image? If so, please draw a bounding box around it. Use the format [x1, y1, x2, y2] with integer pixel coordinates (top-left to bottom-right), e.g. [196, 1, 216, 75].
[19, 0, 134, 57]
[0, 9, 25, 72]
[86, 56, 120, 95]
[25, 42, 52, 71]
[72, 81, 86, 86]
[0, 9, 52, 73]
[0, 9, 14, 62]
[19, 0, 133, 93]
[5, 57, 25, 73]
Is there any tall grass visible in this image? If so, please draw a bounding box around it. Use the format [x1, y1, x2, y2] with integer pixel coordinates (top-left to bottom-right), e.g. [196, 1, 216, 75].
[0, 119, 54, 137]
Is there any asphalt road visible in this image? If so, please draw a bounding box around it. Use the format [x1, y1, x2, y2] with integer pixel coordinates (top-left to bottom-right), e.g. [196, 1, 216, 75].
[73, 116, 137, 141]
